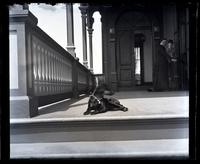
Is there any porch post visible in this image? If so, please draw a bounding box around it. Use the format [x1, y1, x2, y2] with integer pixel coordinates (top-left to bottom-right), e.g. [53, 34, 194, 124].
[79, 4, 88, 68]
[72, 58, 79, 98]
[87, 11, 94, 72]
[66, 3, 76, 57]
[9, 5, 39, 118]
[152, 24, 161, 90]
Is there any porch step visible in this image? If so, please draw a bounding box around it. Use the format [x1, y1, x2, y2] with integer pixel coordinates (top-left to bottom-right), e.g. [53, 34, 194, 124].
[10, 116, 188, 143]
[10, 139, 188, 159]
[10, 116, 188, 158]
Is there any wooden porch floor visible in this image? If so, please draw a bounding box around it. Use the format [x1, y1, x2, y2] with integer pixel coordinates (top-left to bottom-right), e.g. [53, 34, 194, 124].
[32, 91, 189, 119]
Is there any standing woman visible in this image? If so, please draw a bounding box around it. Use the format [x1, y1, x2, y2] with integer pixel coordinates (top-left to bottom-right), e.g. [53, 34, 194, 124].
[153, 39, 171, 91]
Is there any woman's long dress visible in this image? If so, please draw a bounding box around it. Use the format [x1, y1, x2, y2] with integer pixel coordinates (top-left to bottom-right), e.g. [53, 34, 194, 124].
[153, 45, 171, 91]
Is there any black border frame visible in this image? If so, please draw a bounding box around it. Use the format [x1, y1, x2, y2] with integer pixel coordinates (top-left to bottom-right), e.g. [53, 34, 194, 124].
[0, 0, 198, 161]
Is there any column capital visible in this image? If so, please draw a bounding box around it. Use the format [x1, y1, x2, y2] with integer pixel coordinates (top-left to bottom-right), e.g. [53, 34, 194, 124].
[79, 6, 88, 15]
[87, 13, 94, 28]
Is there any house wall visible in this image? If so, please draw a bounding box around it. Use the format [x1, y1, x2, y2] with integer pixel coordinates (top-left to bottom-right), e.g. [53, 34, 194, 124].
[101, 7, 155, 90]
[143, 30, 153, 82]
[163, 5, 177, 41]
[101, 8, 121, 91]
[100, 5, 189, 90]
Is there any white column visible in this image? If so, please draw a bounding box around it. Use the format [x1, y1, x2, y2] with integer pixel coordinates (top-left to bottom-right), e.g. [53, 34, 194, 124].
[66, 3, 76, 57]
[79, 4, 88, 68]
[87, 11, 94, 72]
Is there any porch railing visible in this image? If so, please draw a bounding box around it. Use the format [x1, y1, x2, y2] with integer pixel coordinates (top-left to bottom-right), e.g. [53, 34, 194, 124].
[9, 6, 95, 118]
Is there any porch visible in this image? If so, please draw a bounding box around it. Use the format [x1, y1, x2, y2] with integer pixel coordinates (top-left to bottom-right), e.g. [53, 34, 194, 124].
[33, 90, 188, 119]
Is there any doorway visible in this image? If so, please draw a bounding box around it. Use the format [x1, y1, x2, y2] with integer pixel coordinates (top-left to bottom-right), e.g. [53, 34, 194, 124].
[115, 11, 153, 89]
[134, 33, 145, 86]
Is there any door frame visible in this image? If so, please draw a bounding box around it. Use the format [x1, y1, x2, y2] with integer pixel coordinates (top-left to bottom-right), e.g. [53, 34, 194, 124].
[134, 33, 146, 85]
[116, 27, 151, 88]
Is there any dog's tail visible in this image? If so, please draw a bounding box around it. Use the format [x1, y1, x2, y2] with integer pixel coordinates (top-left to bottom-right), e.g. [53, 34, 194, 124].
[90, 76, 99, 96]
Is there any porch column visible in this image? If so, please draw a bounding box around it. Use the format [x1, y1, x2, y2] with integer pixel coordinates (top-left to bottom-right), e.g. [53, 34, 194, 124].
[66, 3, 76, 57]
[79, 4, 88, 68]
[87, 12, 94, 72]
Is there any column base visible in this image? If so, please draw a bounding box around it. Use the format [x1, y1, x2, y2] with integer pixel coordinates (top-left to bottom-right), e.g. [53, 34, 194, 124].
[90, 68, 93, 73]
[83, 61, 88, 68]
[66, 46, 76, 57]
[10, 96, 38, 118]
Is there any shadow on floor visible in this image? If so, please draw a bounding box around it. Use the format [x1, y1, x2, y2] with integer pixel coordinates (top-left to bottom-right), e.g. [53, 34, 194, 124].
[38, 94, 88, 116]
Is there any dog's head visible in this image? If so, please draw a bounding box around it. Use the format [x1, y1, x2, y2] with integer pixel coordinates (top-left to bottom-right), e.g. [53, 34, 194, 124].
[88, 95, 101, 108]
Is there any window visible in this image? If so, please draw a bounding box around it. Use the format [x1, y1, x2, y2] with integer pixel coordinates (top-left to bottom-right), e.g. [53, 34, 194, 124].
[134, 47, 141, 85]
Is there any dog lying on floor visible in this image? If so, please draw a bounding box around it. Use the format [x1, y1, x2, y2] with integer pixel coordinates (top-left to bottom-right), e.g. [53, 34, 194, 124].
[84, 83, 128, 115]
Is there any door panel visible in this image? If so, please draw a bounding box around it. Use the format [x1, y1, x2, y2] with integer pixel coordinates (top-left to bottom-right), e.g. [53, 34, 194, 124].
[117, 30, 135, 87]
[119, 32, 132, 65]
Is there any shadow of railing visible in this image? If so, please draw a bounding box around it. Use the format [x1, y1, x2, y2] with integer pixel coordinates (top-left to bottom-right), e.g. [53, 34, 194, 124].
[38, 94, 88, 116]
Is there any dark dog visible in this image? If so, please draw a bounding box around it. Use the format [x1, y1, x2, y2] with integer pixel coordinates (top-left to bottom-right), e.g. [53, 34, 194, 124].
[84, 84, 128, 115]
